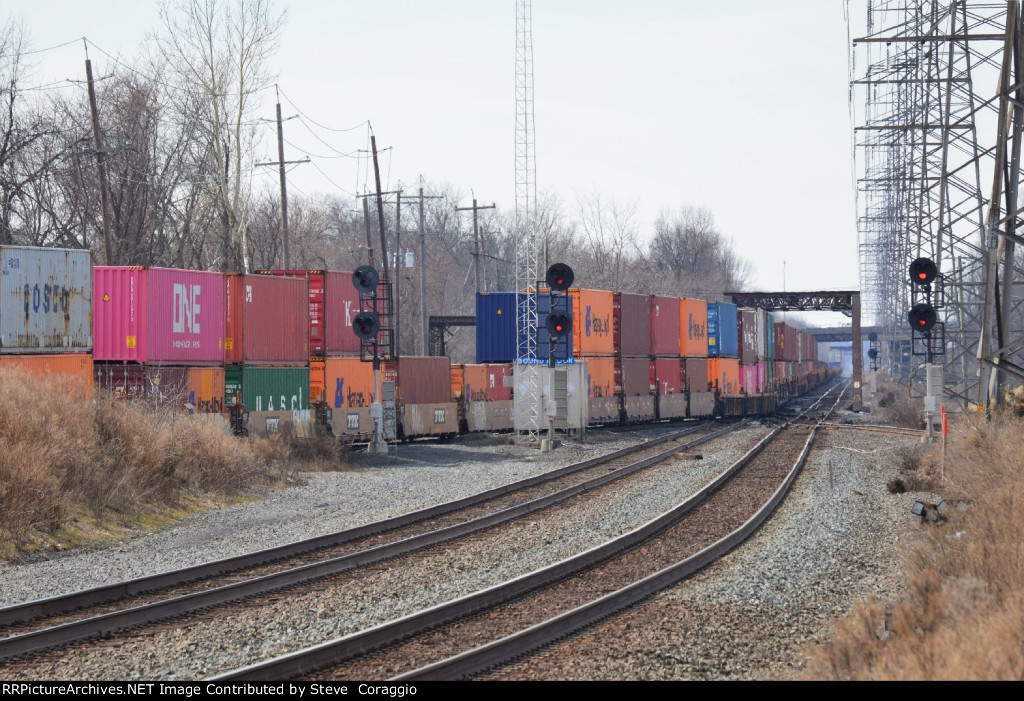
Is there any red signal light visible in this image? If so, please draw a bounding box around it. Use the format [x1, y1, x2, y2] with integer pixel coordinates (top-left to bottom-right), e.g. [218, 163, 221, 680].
[918, 272, 927, 280]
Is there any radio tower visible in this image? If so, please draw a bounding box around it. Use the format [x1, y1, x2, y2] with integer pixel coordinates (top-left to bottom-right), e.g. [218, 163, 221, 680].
[514, 0, 541, 443]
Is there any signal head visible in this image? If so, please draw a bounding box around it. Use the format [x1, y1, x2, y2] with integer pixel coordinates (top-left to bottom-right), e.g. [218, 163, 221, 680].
[352, 311, 380, 340]
[868, 348, 878, 360]
[909, 257, 937, 286]
[545, 263, 574, 292]
[352, 266, 379, 295]
[545, 312, 573, 339]
[869, 332, 878, 343]
[908, 303, 937, 332]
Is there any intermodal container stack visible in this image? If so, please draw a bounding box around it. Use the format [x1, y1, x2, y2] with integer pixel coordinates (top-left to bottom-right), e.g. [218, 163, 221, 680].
[681, 298, 709, 410]
[737, 307, 772, 395]
[224, 274, 310, 433]
[93, 266, 225, 415]
[707, 303, 739, 395]
[0, 246, 94, 396]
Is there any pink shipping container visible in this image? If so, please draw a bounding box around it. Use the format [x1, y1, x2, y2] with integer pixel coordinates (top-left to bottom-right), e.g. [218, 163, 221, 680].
[486, 363, 513, 401]
[261, 270, 362, 356]
[94, 267, 225, 365]
[653, 357, 683, 395]
[225, 274, 308, 364]
[740, 362, 768, 395]
[649, 296, 681, 357]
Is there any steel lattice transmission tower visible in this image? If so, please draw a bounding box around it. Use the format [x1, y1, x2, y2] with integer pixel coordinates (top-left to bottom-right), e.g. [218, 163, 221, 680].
[853, 1, 1024, 409]
[514, 0, 541, 443]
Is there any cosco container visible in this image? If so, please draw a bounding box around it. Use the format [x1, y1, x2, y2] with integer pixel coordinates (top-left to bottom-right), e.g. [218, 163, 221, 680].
[1, 246, 92, 353]
[707, 303, 738, 358]
[225, 365, 309, 412]
[260, 270, 361, 356]
[613, 292, 650, 356]
[475, 292, 518, 363]
[680, 298, 708, 357]
[649, 296, 681, 357]
[94, 364, 225, 413]
[383, 356, 452, 405]
[94, 267, 225, 365]
[0, 353, 93, 397]
[225, 274, 308, 364]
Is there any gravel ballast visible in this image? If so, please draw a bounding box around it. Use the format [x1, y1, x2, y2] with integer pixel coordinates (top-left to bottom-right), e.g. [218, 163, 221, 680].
[0, 423, 770, 680]
[487, 417, 930, 680]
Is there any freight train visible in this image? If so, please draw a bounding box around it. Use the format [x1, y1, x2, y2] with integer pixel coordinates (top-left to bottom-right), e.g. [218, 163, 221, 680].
[0, 245, 832, 443]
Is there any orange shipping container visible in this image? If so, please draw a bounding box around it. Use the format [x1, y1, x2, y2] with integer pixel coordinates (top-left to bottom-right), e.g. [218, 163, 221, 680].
[324, 356, 375, 409]
[310, 358, 326, 403]
[0, 354, 93, 398]
[585, 356, 616, 398]
[708, 357, 740, 395]
[450, 364, 465, 399]
[572, 288, 615, 356]
[462, 364, 489, 402]
[680, 298, 708, 357]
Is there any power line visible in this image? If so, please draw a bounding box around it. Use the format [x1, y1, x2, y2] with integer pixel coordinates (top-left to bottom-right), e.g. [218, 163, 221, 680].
[0, 36, 82, 59]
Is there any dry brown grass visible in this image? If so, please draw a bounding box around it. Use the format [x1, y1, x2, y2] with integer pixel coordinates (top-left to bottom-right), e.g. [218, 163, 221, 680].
[805, 414, 1024, 680]
[0, 368, 318, 553]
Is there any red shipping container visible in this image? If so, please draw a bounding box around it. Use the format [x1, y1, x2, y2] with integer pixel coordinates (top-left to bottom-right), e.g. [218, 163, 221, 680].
[613, 292, 651, 356]
[383, 356, 452, 404]
[649, 296, 681, 357]
[738, 310, 758, 364]
[486, 363, 513, 401]
[225, 274, 308, 364]
[653, 357, 682, 395]
[94, 267, 225, 365]
[260, 270, 361, 356]
[617, 356, 652, 396]
[685, 357, 709, 393]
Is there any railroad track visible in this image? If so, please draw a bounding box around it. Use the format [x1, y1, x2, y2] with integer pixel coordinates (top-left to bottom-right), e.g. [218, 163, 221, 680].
[214, 381, 847, 681]
[0, 418, 744, 663]
[818, 422, 922, 437]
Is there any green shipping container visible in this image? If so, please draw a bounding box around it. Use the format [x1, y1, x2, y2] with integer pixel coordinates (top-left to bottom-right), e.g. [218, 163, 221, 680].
[225, 365, 310, 412]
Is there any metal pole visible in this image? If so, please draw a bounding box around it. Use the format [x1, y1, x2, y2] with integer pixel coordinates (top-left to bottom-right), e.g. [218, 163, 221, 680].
[276, 100, 291, 269]
[395, 192, 402, 357]
[419, 187, 428, 355]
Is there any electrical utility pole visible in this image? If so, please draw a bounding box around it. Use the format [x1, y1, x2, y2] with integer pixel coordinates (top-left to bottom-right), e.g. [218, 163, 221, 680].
[84, 48, 114, 265]
[456, 198, 496, 296]
[255, 87, 309, 269]
[401, 183, 442, 354]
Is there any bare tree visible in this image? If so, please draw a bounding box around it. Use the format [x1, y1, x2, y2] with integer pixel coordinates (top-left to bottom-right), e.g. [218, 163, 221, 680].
[573, 190, 642, 292]
[649, 205, 752, 298]
[155, 0, 285, 272]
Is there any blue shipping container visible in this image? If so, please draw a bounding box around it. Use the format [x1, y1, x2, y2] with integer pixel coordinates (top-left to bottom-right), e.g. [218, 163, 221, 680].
[707, 303, 739, 358]
[537, 292, 572, 362]
[476, 293, 518, 363]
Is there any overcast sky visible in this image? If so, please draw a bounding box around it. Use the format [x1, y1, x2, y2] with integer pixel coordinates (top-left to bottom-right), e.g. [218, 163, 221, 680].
[6, 0, 860, 310]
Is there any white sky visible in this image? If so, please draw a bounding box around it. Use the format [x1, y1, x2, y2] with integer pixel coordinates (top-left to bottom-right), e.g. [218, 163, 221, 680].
[6, 0, 860, 308]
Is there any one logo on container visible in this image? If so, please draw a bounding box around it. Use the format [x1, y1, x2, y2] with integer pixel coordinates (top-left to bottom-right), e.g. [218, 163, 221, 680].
[172, 283, 201, 349]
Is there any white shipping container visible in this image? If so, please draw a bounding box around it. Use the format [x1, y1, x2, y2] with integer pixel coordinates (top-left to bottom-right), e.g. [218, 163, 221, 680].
[1, 246, 93, 353]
